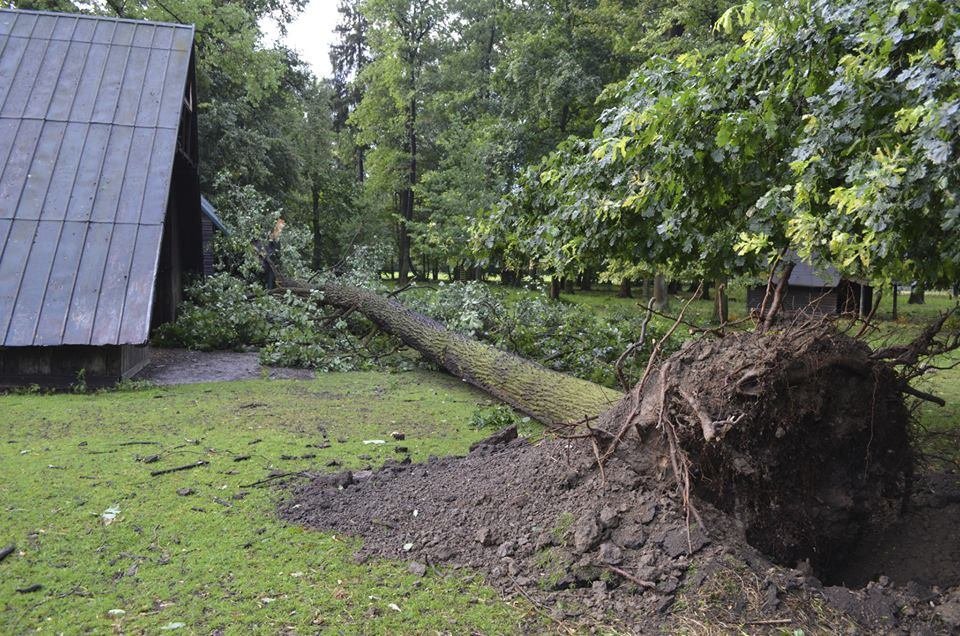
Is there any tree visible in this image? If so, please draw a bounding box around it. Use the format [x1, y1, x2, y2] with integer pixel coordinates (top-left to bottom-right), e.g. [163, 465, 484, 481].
[354, 0, 448, 284]
[331, 0, 371, 183]
[480, 0, 960, 315]
[276, 269, 929, 575]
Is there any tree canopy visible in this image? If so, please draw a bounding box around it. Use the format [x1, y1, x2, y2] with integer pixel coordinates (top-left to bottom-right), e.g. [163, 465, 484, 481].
[481, 0, 959, 288]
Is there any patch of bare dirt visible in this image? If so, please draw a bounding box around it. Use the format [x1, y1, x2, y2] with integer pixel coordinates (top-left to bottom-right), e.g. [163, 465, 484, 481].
[281, 428, 959, 633]
[137, 348, 315, 385]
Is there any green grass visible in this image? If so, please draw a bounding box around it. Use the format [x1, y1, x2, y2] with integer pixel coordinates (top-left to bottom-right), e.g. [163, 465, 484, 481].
[2, 283, 957, 633]
[0, 371, 534, 634]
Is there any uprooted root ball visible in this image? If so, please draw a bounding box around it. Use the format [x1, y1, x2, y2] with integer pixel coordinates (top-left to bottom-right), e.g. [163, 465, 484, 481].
[614, 322, 913, 573]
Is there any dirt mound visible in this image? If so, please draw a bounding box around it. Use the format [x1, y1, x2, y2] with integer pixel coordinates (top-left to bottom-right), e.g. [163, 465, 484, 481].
[280, 325, 955, 632]
[282, 430, 957, 632]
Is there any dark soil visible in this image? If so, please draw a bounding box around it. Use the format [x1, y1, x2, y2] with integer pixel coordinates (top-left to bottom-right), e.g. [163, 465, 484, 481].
[137, 348, 315, 385]
[832, 472, 960, 590]
[280, 324, 960, 633]
[282, 427, 960, 633]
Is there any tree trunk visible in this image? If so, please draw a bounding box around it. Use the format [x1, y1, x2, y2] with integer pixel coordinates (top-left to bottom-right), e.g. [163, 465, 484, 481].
[908, 285, 925, 305]
[892, 283, 898, 320]
[549, 277, 561, 300]
[310, 184, 322, 270]
[564, 278, 575, 294]
[579, 270, 593, 291]
[398, 81, 418, 286]
[617, 279, 632, 298]
[398, 215, 412, 285]
[653, 274, 669, 311]
[314, 281, 617, 426]
[699, 280, 711, 301]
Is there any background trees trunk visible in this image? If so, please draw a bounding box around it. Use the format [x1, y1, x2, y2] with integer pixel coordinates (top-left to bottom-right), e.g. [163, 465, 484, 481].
[653, 273, 669, 310]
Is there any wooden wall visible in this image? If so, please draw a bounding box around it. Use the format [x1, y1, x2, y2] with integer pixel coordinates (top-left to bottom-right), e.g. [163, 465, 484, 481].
[0, 345, 150, 389]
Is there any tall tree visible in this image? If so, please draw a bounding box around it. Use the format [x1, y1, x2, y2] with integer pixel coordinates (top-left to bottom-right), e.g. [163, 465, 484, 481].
[355, 0, 447, 284]
[479, 0, 960, 302]
[331, 0, 371, 182]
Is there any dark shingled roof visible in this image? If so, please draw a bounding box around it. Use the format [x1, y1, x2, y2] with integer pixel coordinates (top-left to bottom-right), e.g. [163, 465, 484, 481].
[0, 9, 194, 347]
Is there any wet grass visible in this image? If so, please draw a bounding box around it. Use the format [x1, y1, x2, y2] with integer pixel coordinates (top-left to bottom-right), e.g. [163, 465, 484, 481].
[2, 283, 956, 633]
[0, 370, 534, 634]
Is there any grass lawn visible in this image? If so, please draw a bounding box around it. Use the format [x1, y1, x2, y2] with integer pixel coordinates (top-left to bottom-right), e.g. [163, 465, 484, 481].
[0, 371, 537, 634]
[2, 284, 956, 634]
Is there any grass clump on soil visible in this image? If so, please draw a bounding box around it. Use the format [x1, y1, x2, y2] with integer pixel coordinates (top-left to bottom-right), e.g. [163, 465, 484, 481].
[0, 371, 538, 634]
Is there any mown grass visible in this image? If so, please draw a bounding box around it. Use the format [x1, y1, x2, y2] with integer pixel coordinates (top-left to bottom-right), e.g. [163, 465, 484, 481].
[2, 283, 957, 633]
[0, 371, 535, 634]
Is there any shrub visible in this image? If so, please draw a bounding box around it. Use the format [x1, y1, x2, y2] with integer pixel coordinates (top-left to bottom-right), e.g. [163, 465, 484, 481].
[153, 274, 407, 371]
[411, 282, 681, 388]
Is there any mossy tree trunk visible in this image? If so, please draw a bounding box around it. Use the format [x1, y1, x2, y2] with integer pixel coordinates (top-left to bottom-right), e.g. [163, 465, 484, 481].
[314, 281, 621, 427]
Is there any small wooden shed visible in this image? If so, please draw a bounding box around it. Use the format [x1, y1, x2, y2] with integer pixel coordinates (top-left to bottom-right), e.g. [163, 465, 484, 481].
[747, 254, 873, 318]
[0, 9, 201, 387]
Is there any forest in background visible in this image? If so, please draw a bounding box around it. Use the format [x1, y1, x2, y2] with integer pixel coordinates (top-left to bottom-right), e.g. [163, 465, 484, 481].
[11, 0, 960, 336]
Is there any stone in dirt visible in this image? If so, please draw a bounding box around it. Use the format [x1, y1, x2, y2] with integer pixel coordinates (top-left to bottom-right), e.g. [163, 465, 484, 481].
[572, 513, 602, 554]
[408, 562, 427, 577]
[475, 527, 495, 547]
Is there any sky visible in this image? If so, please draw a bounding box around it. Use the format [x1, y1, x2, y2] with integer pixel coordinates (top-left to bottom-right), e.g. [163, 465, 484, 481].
[260, 1, 340, 78]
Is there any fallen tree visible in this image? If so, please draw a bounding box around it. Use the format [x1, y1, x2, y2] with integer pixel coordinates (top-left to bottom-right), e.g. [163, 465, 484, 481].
[280, 276, 952, 575]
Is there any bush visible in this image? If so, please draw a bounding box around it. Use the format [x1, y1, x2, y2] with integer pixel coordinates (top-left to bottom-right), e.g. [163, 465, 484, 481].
[411, 282, 681, 388]
[152, 275, 278, 350]
[153, 274, 407, 371]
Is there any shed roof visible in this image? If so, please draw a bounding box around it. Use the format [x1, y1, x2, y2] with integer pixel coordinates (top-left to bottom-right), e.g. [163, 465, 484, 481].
[0, 9, 194, 347]
[783, 257, 841, 288]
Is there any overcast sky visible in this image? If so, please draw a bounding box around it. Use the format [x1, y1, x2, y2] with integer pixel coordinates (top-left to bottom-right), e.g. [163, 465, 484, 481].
[260, 1, 340, 78]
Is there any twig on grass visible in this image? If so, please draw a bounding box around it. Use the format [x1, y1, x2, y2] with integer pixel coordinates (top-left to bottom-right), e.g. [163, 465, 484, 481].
[241, 471, 313, 488]
[149, 460, 209, 477]
[745, 618, 794, 626]
[0, 544, 15, 563]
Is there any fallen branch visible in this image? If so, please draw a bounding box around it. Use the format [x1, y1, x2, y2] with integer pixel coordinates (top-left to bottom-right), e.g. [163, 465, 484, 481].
[149, 461, 209, 477]
[241, 471, 313, 488]
[0, 544, 14, 563]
